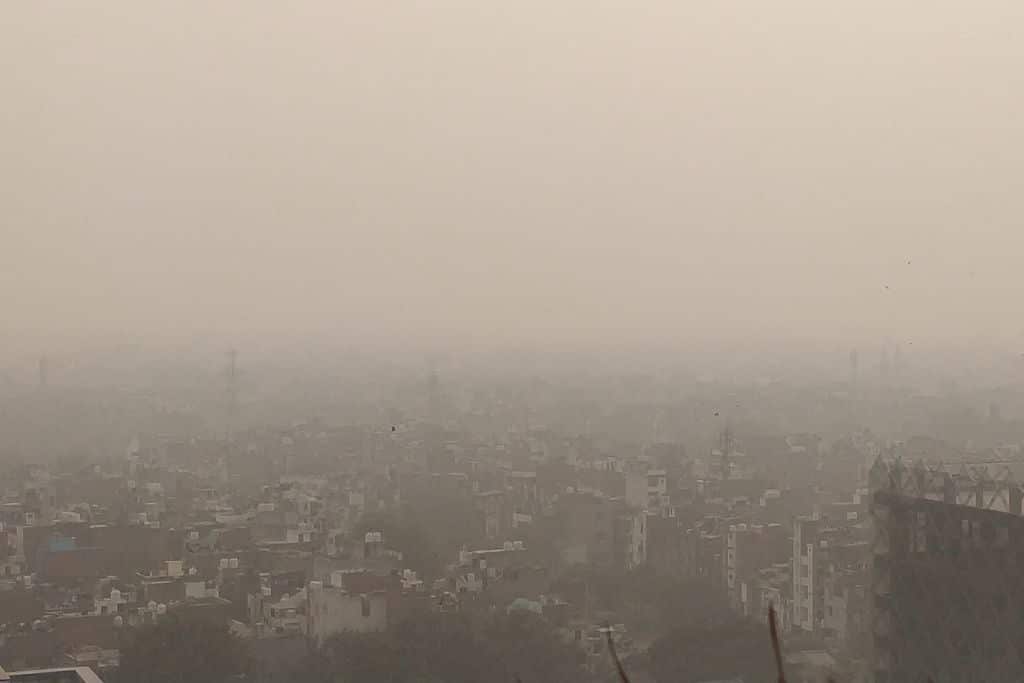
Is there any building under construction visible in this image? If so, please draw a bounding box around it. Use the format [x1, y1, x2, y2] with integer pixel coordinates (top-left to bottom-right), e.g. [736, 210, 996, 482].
[870, 455, 1024, 682]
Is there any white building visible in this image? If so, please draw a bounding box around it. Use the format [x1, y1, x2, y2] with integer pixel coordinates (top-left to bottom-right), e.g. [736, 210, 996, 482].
[793, 516, 821, 632]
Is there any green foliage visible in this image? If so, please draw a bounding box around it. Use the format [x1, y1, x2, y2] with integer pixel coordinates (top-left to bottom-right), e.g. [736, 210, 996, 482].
[117, 615, 246, 683]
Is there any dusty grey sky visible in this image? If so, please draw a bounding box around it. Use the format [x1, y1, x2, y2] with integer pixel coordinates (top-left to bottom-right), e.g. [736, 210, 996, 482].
[4, 1, 1024, 353]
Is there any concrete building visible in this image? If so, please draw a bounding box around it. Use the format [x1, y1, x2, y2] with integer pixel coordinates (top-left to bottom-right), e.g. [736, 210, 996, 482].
[645, 514, 688, 578]
[557, 492, 645, 571]
[694, 528, 725, 588]
[253, 588, 306, 636]
[792, 516, 822, 633]
[559, 493, 617, 567]
[822, 563, 866, 655]
[616, 509, 646, 570]
[792, 512, 867, 638]
[0, 666, 105, 683]
[870, 456, 1024, 682]
[307, 578, 387, 645]
[506, 471, 540, 518]
[455, 542, 527, 581]
[624, 469, 669, 512]
[62, 647, 118, 672]
[748, 563, 792, 632]
[624, 471, 646, 511]
[472, 491, 507, 541]
[725, 522, 787, 614]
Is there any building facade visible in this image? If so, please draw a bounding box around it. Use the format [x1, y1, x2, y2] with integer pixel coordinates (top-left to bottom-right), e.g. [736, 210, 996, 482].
[870, 457, 1024, 682]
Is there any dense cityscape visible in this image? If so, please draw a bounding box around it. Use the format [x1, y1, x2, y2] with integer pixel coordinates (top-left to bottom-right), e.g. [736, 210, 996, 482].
[3, 346, 1024, 682]
[7, 1, 1024, 682]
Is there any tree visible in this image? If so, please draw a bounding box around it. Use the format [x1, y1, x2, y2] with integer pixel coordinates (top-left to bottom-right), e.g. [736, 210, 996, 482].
[625, 570, 731, 633]
[295, 610, 589, 683]
[648, 619, 776, 683]
[479, 611, 589, 683]
[117, 615, 245, 683]
[551, 566, 730, 635]
[317, 631, 403, 683]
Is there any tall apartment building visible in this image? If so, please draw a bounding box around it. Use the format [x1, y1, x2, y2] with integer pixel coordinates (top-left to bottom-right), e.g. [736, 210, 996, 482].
[870, 457, 1024, 682]
[793, 516, 868, 640]
[725, 522, 787, 614]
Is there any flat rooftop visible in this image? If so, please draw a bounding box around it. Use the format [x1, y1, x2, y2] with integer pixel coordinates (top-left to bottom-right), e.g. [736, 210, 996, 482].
[2, 667, 105, 683]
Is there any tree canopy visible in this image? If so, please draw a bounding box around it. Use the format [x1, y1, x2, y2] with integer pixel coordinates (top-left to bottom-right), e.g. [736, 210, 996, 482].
[551, 566, 731, 635]
[296, 610, 589, 683]
[648, 619, 776, 683]
[117, 615, 246, 683]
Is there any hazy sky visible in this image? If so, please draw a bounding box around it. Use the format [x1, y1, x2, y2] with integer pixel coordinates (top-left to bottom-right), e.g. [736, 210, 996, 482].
[5, 1, 1024, 353]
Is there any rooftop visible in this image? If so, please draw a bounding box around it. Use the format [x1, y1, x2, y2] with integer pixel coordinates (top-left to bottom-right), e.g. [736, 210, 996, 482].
[1, 667, 104, 683]
[870, 455, 1024, 514]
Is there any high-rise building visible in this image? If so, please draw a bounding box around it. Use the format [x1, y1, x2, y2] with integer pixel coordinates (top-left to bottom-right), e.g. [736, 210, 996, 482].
[792, 513, 868, 645]
[870, 457, 1024, 682]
